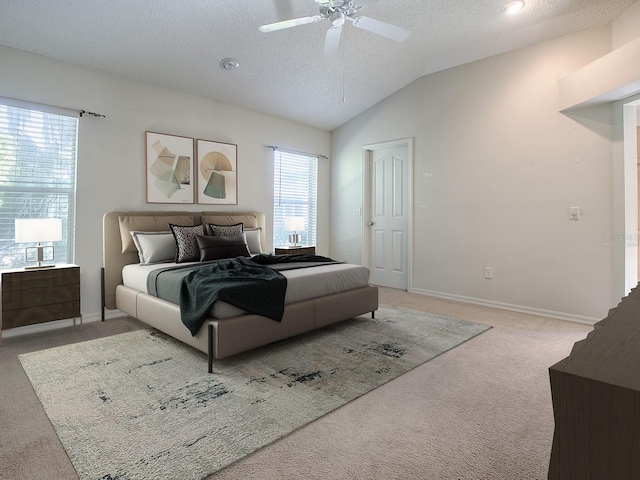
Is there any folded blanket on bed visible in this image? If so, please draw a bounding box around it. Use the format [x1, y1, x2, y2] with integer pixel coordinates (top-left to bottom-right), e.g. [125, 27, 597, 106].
[180, 254, 338, 336]
[180, 256, 286, 336]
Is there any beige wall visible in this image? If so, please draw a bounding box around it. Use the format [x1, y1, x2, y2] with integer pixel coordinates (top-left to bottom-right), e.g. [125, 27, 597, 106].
[330, 25, 619, 322]
[0, 45, 330, 321]
[613, 0, 640, 48]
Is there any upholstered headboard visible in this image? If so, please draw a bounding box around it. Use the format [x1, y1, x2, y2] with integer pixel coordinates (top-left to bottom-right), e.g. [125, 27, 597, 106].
[102, 211, 266, 310]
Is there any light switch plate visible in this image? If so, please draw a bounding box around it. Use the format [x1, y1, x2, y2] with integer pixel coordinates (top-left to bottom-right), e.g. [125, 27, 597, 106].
[569, 207, 580, 221]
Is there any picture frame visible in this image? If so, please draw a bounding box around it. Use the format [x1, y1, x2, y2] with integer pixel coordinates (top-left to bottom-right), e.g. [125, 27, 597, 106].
[196, 139, 238, 205]
[145, 131, 194, 204]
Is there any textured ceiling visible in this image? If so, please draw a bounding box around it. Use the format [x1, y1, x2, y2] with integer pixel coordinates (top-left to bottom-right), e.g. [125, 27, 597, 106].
[0, 0, 634, 130]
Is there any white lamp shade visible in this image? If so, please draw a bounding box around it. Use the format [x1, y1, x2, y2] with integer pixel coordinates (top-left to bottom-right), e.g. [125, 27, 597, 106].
[15, 218, 62, 243]
[285, 216, 305, 232]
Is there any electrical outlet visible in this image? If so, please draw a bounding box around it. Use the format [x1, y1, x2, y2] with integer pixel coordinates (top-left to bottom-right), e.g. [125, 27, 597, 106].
[344, 253, 349, 262]
[484, 267, 493, 279]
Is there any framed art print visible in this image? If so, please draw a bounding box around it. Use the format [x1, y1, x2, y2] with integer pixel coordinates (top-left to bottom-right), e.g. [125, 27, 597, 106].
[145, 131, 194, 204]
[196, 139, 238, 205]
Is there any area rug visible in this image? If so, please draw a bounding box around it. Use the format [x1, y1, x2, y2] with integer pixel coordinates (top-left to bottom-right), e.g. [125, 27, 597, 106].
[19, 305, 490, 480]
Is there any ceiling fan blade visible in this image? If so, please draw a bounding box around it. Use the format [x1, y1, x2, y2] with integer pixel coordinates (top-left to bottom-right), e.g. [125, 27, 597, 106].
[350, 16, 410, 42]
[259, 15, 323, 33]
[324, 25, 343, 56]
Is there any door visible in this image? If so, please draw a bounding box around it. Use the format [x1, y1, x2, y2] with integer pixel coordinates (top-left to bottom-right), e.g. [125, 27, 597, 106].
[366, 142, 410, 289]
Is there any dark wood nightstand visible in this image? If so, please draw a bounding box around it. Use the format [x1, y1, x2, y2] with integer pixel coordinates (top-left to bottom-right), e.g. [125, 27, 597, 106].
[1, 264, 81, 344]
[274, 246, 316, 256]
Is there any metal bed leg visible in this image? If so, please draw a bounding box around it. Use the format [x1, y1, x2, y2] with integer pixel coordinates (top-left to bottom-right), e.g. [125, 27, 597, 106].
[208, 324, 213, 373]
[100, 267, 105, 321]
[372, 310, 375, 319]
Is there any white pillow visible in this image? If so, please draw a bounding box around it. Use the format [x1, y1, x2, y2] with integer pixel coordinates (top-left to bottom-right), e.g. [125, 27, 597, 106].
[244, 228, 263, 255]
[130, 231, 176, 264]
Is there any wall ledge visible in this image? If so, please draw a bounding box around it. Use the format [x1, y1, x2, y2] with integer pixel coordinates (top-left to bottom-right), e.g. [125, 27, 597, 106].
[559, 36, 640, 111]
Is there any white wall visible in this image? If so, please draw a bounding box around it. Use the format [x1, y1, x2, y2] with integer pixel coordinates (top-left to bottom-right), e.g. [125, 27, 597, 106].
[0, 45, 330, 321]
[330, 25, 619, 322]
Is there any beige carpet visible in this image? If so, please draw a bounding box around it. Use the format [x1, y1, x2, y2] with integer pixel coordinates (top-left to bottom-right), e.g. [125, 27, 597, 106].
[0, 287, 592, 479]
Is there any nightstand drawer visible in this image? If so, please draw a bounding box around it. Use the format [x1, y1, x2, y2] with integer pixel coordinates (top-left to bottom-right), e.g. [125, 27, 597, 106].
[3, 284, 81, 310]
[274, 246, 316, 255]
[1, 267, 79, 291]
[2, 302, 81, 329]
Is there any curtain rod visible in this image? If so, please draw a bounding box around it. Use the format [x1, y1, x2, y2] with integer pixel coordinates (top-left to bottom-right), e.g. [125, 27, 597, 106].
[265, 145, 328, 160]
[0, 96, 105, 118]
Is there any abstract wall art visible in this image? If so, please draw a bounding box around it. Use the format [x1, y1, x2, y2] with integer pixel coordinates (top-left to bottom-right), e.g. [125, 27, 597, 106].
[145, 132, 194, 203]
[196, 139, 238, 205]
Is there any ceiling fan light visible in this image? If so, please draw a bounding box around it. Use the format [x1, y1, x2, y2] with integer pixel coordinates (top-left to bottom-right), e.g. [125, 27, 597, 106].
[505, 0, 525, 14]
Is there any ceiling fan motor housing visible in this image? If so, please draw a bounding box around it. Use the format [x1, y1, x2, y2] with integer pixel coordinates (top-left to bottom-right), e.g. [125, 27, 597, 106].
[330, 12, 346, 26]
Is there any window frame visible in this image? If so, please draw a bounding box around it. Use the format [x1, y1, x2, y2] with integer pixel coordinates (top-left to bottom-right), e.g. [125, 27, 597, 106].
[0, 97, 79, 269]
[272, 149, 318, 249]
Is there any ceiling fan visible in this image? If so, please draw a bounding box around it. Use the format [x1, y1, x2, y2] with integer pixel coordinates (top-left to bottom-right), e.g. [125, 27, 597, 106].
[258, 0, 411, 56]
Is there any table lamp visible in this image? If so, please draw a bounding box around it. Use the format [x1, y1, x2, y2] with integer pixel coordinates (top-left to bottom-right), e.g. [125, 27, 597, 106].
[15, 218, 62, 269]
[285, 216, 305, 246]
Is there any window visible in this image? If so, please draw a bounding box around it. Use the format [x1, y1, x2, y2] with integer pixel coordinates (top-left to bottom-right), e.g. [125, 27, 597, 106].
[0, 99, 78, 269]
[273, 150, 318, 248]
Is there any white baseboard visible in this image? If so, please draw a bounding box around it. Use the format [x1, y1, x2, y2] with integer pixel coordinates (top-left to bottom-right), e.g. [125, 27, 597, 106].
[409, 288, 599, 325]
[1, 309, 127, 340]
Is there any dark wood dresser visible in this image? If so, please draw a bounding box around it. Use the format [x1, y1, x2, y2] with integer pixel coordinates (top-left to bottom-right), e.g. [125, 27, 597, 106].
[548, 287, 640, 479]
[1, 264, 81, 343]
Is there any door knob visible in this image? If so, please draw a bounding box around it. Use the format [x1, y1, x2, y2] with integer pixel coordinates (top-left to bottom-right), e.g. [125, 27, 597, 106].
[368, 221, 375, 226]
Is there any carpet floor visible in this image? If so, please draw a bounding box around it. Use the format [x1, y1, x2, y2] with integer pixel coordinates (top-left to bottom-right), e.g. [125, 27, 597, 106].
[18, 304, 489, 480]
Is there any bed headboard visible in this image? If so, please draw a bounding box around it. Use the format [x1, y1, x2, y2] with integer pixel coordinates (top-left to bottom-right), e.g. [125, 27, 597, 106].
[102, 211, 266, 310]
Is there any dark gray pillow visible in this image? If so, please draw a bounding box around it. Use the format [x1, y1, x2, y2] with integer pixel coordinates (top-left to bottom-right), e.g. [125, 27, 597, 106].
[196, 233, 250, 261]
[207, 223, 243, 236]
[169, 224, 205, 263]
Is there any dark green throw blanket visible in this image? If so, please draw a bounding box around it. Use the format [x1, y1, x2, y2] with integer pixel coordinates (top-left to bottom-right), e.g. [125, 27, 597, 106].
[180, 254, 336, 336]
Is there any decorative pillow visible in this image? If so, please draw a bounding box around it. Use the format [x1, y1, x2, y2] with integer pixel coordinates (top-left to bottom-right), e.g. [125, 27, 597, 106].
[118, 214, 195, 253]
[244, 228, 263, 255]
[169, 224, 205, 263]
[196, 234, 251, 261]
[207, 223, 243, 236]
[130, 231, 176, 264]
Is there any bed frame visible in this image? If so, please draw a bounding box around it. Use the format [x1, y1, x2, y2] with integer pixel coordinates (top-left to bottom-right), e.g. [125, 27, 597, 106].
[102, 211, 378, 372]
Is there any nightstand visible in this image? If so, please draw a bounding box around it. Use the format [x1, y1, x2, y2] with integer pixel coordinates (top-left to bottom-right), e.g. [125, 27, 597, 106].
[274, 246, 316, 255]
[1, 264, 81, 344]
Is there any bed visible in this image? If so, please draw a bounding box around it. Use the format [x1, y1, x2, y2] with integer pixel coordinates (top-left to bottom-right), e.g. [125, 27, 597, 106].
[102, 211, 378, 372]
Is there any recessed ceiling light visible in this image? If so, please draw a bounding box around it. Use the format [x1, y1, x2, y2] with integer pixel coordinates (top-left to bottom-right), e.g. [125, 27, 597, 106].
[219, 58, 240, 70]
[505, 0, 525, 14]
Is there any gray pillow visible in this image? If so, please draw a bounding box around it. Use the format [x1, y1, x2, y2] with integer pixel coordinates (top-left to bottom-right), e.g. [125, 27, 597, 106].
[244, 228, 263, 254]
[196, 233, 250, 261]
[130, 231, 176, 264]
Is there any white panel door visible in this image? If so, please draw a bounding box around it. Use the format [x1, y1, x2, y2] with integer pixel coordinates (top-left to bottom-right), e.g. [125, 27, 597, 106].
[368, 145, 409, 289]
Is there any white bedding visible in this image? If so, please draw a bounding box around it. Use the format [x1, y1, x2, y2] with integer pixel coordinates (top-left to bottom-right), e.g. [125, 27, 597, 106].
[122, 261, 371, 319]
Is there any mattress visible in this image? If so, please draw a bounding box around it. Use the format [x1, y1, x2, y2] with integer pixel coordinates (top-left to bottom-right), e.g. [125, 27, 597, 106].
[122, 261, 370, 319]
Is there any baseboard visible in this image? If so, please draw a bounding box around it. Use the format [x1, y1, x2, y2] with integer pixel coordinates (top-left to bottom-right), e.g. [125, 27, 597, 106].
[1, 309, 127, 340]
[409, 288, 599, 325]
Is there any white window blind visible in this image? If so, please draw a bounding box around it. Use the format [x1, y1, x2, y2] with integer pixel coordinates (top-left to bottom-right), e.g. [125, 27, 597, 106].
[0, 101, 78, 269]
[273, 150, 318, 248]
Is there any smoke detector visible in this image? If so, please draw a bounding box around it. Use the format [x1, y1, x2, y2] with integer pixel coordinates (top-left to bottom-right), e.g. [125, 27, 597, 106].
[219, 58, 240, 70]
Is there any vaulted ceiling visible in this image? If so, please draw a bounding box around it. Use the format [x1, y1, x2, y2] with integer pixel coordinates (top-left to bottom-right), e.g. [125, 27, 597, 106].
[0, 0, 634, 130]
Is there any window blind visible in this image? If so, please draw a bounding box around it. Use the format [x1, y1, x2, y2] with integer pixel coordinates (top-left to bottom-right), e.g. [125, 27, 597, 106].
[273, 150, 318, 248]
[0, 102, 78, 269]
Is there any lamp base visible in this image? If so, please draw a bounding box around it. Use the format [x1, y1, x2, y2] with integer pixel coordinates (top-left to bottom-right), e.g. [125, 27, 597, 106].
[288, 232, 301, 246]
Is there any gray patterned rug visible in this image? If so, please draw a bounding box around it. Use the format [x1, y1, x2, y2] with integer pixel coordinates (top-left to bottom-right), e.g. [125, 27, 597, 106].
[19, 305, 490, 480]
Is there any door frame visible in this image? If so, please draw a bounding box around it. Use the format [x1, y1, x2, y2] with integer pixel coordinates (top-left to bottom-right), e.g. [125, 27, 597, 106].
[361, 138, 414, 291]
